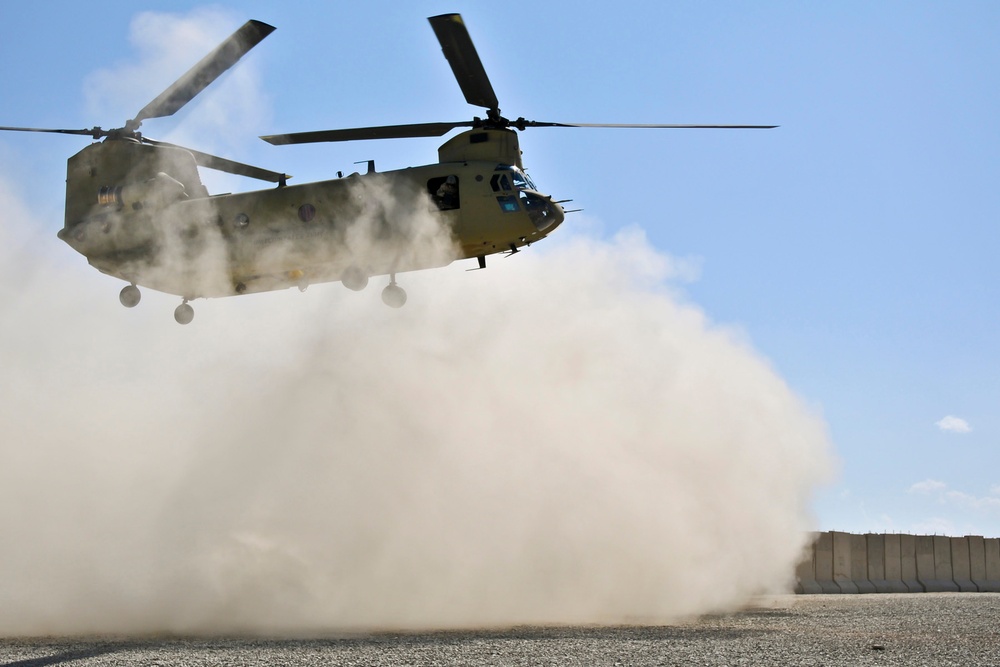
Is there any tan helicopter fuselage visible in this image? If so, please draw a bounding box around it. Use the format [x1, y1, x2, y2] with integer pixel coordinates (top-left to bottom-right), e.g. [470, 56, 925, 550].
[59, 128, 565, 299]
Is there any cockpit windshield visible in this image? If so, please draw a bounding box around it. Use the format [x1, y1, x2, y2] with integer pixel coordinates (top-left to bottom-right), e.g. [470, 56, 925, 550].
[511, 170, 536, 191]
[494, 165, 537, 191]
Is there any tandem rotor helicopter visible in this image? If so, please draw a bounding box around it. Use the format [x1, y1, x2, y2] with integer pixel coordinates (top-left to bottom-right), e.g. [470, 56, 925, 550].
[2, 14, 774, 324]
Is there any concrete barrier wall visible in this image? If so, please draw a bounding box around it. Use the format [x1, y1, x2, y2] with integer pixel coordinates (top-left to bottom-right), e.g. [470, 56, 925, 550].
[982, 537, 1000, 592]
[831, 531, 858, 593]
[796, 532, 1000, 594]
[814, 531, 840, 593]
[794, 531, 822, 594]
[898, 534, 922, 592]
[868, 533, 908, 593]
[952, 537, 977, 592]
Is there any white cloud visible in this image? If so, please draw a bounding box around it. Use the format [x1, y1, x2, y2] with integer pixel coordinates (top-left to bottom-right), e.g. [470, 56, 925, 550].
[943, 490, 1000, 512]
[908, 479, 947, 494]
[911, 517, 958, 536]
[935, 415, 972, 433]
[906, 480, 1000, 533]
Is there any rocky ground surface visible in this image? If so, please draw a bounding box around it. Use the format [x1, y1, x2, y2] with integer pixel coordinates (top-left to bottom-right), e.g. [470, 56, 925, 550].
[2, 593, 997, 666]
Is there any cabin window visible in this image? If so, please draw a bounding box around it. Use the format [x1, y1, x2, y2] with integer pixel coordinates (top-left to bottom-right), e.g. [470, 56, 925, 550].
[497, 195, 520, 213]
[298, 203, 316, 222]
[490, 173, 512, 192]
[428, 175, 460, 210]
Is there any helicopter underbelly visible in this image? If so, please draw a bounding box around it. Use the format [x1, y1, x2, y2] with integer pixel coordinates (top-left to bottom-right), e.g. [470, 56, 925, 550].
[85, 230, 457, 299]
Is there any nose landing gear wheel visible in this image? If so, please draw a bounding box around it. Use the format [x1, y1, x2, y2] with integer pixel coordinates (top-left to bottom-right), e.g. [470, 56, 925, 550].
[381, 280, 407, 308]
[174, 301, 194, 325]
[119, 284, 141, 308]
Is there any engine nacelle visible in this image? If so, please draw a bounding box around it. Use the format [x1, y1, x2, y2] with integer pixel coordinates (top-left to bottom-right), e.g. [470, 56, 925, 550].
[100, 172, 188, 211]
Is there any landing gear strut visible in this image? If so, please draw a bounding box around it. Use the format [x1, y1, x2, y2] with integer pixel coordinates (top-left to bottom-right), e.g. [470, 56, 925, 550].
[174, 300, 194, 325]
[119, 284, 141, 308]
[381, 275, 407, 308]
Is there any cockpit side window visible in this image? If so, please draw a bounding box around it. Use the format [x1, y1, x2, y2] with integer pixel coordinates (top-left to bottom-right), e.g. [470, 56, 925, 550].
[428, 175, 460, 210]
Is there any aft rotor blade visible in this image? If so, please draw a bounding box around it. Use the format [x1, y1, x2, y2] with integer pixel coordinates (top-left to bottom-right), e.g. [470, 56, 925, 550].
[428, 14, 499, 113]
[0, 125, 105, 138]
[132, 20, 275, 126]
[142, 137, 289, 184]
[261, 121, 472, 145]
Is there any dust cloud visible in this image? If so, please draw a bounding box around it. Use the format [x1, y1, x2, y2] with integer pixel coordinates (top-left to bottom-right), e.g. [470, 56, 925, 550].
[0, 165, 831, 635]
[0, 8, 831, 637]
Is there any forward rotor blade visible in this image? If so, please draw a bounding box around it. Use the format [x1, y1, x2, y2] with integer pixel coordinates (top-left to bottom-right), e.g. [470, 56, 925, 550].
[141, 137, 289, 184]
[0, 125, 104, 138]
[518, 121, 779, 129]
[132, 20, 275, 126]
[428, 14, 499, 112]
[261, 121, 472, 145]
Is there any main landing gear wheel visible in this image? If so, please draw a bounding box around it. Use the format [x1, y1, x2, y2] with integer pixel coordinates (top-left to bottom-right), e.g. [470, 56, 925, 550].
[174, 301, 194, 325]
[119, 284, 141, 308]
[341, 266, 369, 292]
[381, 279, 407, 308]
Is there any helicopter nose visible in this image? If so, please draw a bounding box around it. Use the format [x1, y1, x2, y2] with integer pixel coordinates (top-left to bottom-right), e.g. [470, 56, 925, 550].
[541, 198, 565, 232]
[522, 192, 564, 232]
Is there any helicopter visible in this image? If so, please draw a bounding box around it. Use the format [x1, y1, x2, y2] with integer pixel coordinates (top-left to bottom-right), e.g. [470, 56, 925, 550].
[1, 14, 774, 324]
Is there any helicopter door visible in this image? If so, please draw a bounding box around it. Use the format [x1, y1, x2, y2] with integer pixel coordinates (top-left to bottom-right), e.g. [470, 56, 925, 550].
[428, 175, 460, 210]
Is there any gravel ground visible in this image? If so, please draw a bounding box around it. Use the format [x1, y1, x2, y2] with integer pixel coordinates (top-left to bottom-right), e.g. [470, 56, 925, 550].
[2, 593, 998, 666]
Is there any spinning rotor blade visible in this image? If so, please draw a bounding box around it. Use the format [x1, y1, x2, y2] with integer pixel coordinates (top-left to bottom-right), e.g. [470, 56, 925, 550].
[428, 13, 499, 113]
[131, 20, 275, 127]
[0, 126, 291, 182]
[260, 14, 776, 150]
[260, 119, 777, 146]
[261, 121, 473, 145]
[142, 137, 289, 184]
[521, 122, 779, 129]
[0, 125, 105, 138]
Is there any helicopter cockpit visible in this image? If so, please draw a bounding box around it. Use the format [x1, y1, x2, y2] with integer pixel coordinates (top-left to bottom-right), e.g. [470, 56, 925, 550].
[489, 165, 534, 193]
[490, 165, 562, 232]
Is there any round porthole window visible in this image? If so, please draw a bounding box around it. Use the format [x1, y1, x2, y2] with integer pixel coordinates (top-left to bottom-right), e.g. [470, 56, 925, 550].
[298, 203, 316, 222]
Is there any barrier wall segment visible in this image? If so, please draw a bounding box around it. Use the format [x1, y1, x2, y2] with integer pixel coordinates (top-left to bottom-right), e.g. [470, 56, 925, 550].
[795, 532, 1000, 594]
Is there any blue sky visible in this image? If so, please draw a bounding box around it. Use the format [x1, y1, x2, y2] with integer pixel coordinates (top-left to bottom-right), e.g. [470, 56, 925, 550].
[1, 1, 998, 538]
